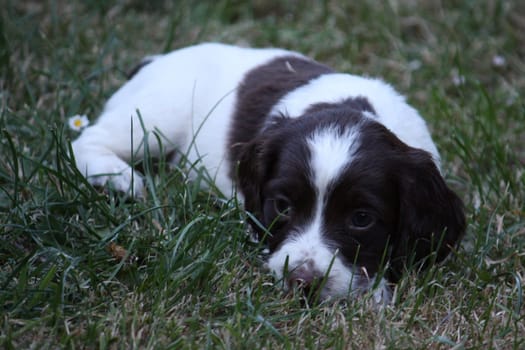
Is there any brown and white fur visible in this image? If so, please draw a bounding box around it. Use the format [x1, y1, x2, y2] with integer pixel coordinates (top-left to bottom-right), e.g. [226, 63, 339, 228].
[72, 43, 465, 303]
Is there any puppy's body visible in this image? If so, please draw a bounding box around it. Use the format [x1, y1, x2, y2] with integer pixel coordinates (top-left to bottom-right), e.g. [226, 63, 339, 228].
[72, 43, 465, 302]
[73, 44, 299, 196]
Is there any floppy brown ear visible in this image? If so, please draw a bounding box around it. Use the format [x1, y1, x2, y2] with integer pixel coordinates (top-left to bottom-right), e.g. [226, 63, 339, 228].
[235, 137, 277, 241]
[236, 140, 263, 218]
[390, 149, 466, 279]
[233, 118, 290, 240]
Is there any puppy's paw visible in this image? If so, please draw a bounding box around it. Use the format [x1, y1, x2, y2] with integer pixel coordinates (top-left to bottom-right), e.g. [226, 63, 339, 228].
[73, 150, 145, 198]
[89, 161, 145, 198]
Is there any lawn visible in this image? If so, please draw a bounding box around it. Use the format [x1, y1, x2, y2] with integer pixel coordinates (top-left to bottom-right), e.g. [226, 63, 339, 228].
[1, 0, 524, 349]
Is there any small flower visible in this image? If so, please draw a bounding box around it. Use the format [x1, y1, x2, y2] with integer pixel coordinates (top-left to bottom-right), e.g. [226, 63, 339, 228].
[68, 114, 89, 131]
[492, 54, 506, 68]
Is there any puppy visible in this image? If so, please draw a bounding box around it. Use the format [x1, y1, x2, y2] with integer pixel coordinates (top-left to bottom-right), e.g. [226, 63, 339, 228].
[72, 43, 465, 302]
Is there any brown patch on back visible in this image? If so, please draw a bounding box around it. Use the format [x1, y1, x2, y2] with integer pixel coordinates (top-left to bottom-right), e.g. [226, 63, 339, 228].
[228, 55, 334, 178]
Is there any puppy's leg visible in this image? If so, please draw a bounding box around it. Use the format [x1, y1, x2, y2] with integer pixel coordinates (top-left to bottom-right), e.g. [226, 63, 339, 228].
[71, 43, 258, 196]
[71, 110, 149, 197]
[71, 96, 187, 197]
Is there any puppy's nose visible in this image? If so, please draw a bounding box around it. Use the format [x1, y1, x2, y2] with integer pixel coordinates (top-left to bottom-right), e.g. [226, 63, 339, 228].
[288, 265, 324, 297]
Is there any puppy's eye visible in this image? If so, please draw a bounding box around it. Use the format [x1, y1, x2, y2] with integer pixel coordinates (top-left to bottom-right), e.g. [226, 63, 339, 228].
[264, 196, 292, 226]
[350, 211, 374, 229]
[273, 197, 292, 218]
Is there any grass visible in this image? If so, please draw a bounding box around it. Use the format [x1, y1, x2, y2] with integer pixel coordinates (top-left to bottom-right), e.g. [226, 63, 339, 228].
[1, 0, 524, 348]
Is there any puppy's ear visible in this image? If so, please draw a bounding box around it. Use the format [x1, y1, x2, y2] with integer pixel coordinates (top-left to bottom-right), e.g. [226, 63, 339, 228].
[390, 149, 466, 279]
[235, 138, 267, 237]
[234, 118, 288, 239]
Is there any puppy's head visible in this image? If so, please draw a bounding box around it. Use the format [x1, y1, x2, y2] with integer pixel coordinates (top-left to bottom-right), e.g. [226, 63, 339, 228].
[237, 109, 465, 302]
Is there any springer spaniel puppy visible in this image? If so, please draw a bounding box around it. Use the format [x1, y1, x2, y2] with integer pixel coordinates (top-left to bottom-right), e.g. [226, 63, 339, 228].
[72, 43, 465, 303]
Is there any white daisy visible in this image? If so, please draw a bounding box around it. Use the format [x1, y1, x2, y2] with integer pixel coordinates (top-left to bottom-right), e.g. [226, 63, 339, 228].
[68, 114, 89, 131]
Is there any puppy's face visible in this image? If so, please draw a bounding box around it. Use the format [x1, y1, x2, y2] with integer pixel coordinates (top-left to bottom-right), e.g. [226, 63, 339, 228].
[238, 110, 465, 302]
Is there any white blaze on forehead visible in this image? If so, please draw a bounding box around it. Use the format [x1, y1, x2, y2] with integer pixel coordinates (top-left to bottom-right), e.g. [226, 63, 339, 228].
[266, 125, 362, 299]
[307, 126, 361, 196]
